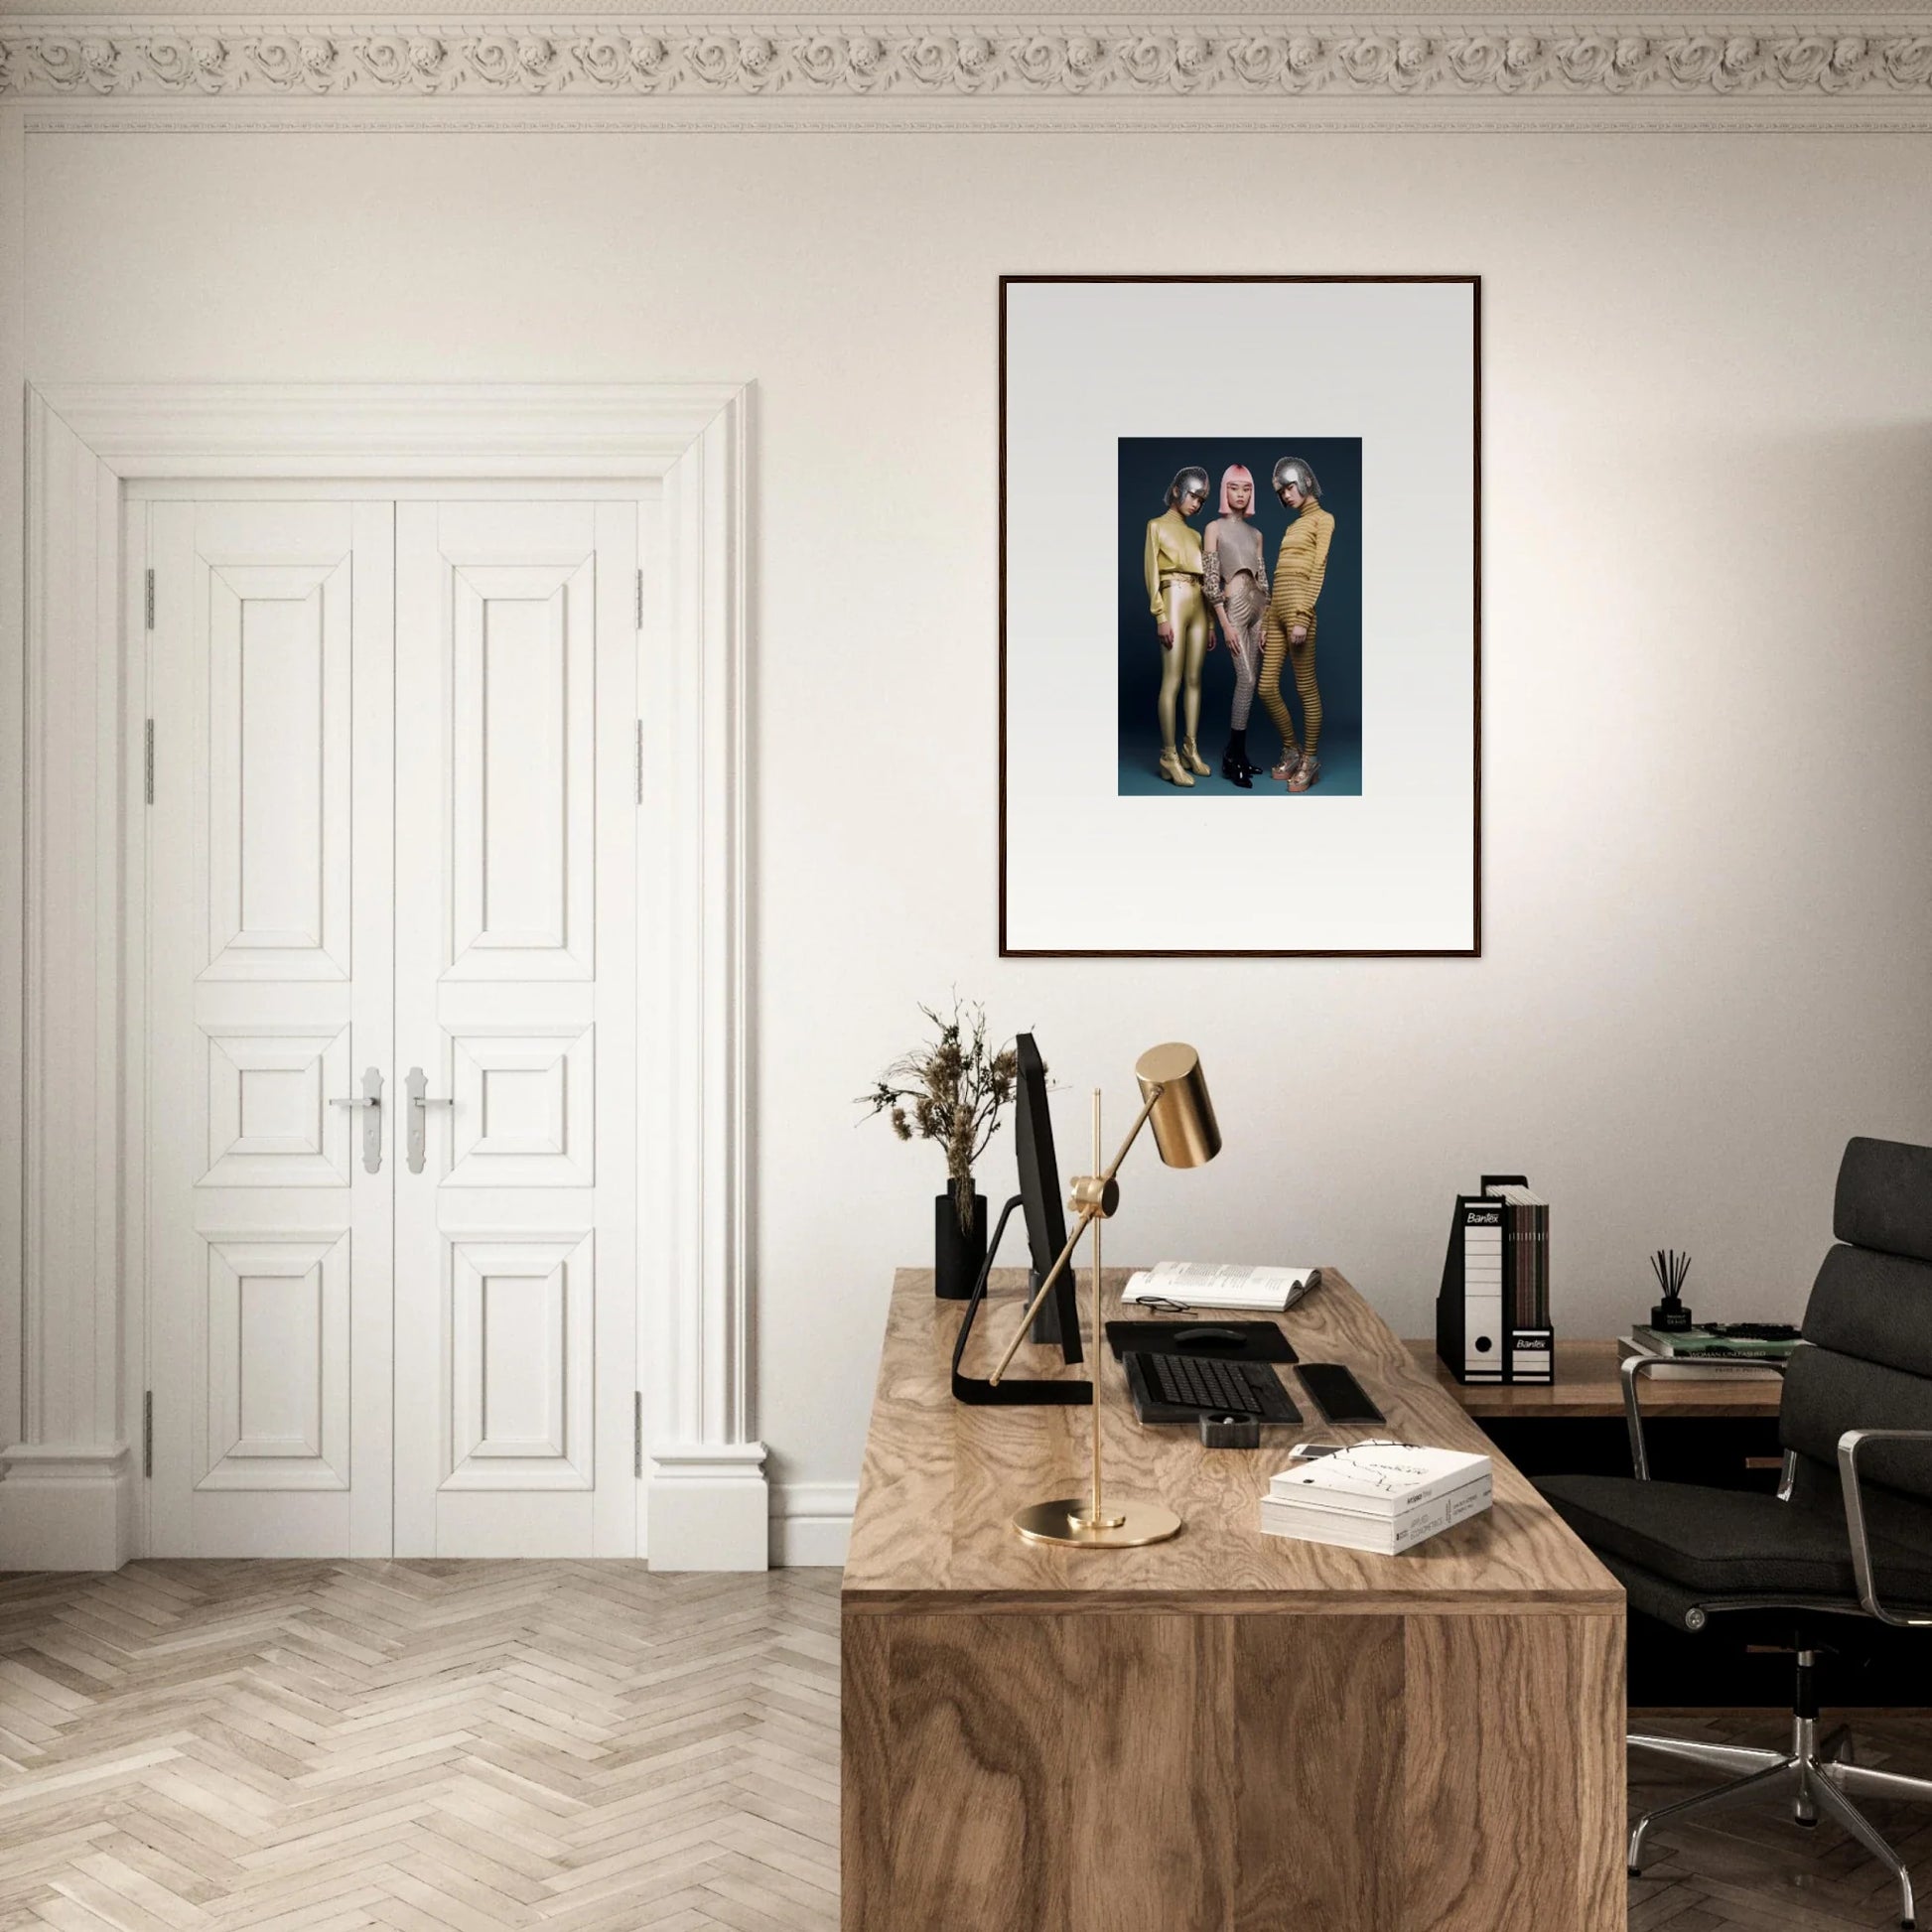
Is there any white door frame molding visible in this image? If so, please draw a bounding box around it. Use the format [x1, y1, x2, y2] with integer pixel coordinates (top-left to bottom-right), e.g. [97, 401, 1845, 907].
[1, 382, 762, 1572]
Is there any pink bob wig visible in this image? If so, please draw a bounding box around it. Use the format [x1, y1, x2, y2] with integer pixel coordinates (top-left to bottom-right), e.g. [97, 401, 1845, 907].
[1219, 465, 1256, 517]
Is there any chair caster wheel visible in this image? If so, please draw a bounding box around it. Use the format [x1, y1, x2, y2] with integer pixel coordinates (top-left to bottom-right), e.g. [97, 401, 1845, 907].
[1796, 1816, 1818, 1829]
[1627, 1868, 1641, 1878]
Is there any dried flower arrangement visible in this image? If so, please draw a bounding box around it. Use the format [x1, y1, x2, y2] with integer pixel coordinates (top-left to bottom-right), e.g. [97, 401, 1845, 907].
[860, 999, 1021, 1235]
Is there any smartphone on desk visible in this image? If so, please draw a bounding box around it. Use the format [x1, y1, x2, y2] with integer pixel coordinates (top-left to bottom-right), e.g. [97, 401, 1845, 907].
[1297, 1362, 1385, 1426]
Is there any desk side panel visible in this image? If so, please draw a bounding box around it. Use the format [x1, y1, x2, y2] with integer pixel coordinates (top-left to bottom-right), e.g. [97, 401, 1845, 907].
[1403, 1611, 1626, 1932]
[1234, 1614, 1405, 1931]
[842, 1604, 1622, 1932]
[840, 1614, 893, 1932]
[843, 1609, 1068, 1932]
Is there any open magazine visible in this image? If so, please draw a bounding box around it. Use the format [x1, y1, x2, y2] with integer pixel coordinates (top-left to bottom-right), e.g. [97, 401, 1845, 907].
[1121, 1262, 1320, 1312]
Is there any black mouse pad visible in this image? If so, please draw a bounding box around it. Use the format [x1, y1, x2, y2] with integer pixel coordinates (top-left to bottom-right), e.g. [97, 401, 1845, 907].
[1104, 1320, 1297, 1364]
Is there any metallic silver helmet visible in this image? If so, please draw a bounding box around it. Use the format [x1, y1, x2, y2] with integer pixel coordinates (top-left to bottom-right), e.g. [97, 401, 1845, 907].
[1168, 466, 1211, 509]
[1273, 456, 1321, 502]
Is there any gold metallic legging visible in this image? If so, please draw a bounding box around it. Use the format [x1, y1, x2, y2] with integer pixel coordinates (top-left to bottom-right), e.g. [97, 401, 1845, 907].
[1159, 576, 1209, 754]
[1260, 611, 1321, 758]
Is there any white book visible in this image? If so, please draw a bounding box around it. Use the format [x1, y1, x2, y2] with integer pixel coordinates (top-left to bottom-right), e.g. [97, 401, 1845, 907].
[1262, 1471, 1493, 1540]
[1268, 1443, 1491, 1517]
[1121, 1262, 1318, 1312]
[1260, 1475, 1492, 1555]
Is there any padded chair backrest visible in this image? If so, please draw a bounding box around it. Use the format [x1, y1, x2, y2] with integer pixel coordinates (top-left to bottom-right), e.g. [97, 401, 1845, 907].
[1781, 1138, 1932, 1523]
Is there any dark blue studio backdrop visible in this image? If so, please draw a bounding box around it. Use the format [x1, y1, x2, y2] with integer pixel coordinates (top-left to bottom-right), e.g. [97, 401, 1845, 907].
[1117, 438, 1362, 797]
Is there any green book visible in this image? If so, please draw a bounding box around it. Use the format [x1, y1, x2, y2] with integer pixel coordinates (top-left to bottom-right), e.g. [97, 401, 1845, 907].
[1631, 1325, 1800, 1360]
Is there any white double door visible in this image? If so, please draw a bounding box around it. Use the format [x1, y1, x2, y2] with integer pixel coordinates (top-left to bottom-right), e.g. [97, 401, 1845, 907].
[146, 496, 638, 1557]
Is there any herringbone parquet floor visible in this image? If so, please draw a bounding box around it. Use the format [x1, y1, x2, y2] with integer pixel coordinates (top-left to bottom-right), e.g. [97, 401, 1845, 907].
[0, 1563, 839, 1932]
[1, 1562, 1929, 1930]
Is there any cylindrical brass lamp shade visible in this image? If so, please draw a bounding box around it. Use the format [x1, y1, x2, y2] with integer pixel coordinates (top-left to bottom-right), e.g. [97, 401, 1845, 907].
[1134, 1042, 1221, 1169]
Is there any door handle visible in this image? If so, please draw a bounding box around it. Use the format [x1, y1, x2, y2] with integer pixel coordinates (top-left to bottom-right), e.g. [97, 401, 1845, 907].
[330, 1066, 384, 1174]
[405, 1065, 454, 1175]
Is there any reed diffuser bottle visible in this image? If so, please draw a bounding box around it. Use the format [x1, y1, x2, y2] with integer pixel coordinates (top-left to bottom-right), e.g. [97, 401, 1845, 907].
[1650, 1249, 1693, 1332]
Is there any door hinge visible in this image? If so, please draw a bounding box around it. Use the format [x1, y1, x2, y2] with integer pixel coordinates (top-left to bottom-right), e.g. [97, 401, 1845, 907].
[144, 568, 155, 631]
[144, 720, 155, 805]
[633, 1392, 643, 1479]
[634, 567, 644, 630]
[142, 1391, 153, 1478]
[634, 720, 644, 805]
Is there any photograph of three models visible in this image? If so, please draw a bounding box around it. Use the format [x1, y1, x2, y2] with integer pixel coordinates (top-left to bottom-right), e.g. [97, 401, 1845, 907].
[1117, 435, 1363, 799]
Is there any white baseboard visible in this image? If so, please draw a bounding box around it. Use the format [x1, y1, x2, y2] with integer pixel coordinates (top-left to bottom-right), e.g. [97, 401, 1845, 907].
[646, 1442, 770, 1572]
[770, 1480, 855, 1569]
[0, 1443, 136, 1571]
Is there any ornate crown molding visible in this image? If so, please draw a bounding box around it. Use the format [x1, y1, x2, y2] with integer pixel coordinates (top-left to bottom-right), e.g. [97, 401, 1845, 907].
[3, 17, 1931, 113]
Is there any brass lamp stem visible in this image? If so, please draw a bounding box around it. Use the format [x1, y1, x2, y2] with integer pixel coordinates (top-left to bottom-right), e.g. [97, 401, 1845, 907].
[1092, 1089, 1104, 1525]
[986, 1084, 1165, 1388]
[1069, 1089, 1124, 1534]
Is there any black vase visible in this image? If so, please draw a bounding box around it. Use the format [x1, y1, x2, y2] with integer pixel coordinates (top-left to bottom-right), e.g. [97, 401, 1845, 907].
[934, 1187, 989, 1300]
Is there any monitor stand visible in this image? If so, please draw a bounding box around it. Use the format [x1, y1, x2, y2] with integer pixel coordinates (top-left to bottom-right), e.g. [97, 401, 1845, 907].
[951, 1195, 1092, 1407]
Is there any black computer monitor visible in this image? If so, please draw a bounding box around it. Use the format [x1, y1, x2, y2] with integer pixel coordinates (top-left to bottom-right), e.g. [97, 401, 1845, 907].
[949, 1032, 1090, 1406]
[1014, 1034, 1083, 1362]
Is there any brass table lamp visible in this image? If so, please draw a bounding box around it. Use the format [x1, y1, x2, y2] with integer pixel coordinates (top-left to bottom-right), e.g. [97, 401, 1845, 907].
[988, 1042, 1221, 1548]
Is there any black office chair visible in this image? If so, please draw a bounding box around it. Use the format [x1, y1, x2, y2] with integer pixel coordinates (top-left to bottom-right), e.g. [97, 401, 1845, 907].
[1537, 1136, 1932, 1930]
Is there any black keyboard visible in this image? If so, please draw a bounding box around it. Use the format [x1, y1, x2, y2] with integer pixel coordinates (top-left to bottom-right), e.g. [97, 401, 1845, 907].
[1128, 1351, 1302, 1424]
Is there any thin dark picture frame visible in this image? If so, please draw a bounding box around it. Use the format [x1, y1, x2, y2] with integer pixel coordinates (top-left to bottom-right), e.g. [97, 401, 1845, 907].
[997, 272, 1482, 959]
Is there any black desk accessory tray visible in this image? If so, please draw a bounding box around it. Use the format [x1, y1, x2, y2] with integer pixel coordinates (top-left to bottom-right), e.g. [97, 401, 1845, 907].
[1103, 1319, 1297, 1365]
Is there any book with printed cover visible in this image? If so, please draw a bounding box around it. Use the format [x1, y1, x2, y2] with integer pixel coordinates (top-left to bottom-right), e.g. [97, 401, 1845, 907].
[1268, 1443, 1491, 1516]
[1260, 1444, 1493, 1555]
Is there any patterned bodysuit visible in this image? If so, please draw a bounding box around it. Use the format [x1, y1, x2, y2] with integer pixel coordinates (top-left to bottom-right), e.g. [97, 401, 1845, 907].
[1203, 515, 1267, 733]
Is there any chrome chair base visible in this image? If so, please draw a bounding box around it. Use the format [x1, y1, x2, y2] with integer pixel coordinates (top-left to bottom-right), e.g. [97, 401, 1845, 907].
[1630, 1712, 1932, 1929]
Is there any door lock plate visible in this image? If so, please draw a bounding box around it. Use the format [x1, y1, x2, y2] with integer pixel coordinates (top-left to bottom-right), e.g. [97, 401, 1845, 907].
[405, 1065, 454, 1175]
[329, 1066, 384, 1173]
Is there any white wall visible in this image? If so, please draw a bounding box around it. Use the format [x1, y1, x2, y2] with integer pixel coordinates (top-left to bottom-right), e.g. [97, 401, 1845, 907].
[19, 126, 1932, 1548]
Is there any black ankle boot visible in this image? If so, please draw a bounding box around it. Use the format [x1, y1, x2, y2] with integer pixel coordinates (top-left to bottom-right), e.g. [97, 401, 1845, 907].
[1228, 727, 1263, 780]
[1221, 746, 1253, 789]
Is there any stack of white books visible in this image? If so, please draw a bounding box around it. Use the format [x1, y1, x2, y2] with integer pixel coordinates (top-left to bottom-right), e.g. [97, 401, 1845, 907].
[1259, 1444, 1493, 1556]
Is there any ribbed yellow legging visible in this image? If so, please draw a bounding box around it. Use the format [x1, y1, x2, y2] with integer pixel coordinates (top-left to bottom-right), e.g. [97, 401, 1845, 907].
[1259, 611, 1320, 759]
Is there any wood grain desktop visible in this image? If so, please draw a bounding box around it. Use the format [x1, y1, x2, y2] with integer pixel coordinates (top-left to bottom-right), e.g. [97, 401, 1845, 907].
[842, 1267, 1626, 1932]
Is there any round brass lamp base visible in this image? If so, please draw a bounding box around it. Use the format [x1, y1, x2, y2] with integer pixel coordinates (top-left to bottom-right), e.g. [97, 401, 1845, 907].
[1012, 1497, 1182, 1548]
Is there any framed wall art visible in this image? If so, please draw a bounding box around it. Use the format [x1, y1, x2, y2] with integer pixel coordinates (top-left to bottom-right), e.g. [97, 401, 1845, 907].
[999, 275, 1480, 957]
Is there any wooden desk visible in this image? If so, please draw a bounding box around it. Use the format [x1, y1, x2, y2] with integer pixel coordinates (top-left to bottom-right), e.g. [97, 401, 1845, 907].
[1407, 1336, 1784, 1420]
[843, 1269, 1625, 1932]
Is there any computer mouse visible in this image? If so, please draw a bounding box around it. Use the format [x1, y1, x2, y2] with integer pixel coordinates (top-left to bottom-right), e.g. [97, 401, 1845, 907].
[1173, 1325, 1246, 1350]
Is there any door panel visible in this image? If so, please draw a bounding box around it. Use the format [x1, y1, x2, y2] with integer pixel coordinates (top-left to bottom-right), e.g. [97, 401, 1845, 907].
[393, 501, 637, 1557]
[448, 562, 595, 979]
[147, 501, 394, 1557]
[204, 563, 353, 979]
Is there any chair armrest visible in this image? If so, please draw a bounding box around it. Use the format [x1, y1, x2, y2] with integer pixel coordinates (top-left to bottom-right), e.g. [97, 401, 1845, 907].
[1838, 1429, 1932, 1627]
[1621, 1350, 1790, 1482]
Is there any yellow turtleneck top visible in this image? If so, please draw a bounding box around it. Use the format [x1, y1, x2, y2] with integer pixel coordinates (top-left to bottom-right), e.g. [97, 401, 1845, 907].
[1143, 508, 1204, 619]
[1270, 503, 1335, 627]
